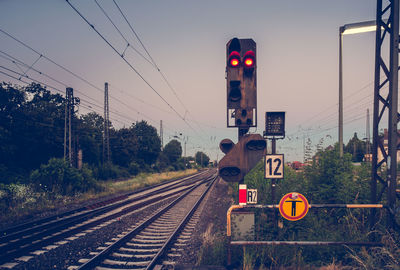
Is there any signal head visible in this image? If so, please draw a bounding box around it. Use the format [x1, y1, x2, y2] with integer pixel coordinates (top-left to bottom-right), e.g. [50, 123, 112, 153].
[228, 51, 241, 67]
[243, 51, 255, 68]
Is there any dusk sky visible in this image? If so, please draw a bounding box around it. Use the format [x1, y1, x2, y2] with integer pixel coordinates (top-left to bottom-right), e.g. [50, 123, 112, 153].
[0, 0, 384, 161]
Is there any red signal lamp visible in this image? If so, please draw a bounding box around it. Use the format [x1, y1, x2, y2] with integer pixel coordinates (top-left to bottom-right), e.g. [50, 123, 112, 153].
[231, 58, 239, 67]
[243, 51, 255, 68]
[244, 58, 253, 66]
[228, 51, 241, 67]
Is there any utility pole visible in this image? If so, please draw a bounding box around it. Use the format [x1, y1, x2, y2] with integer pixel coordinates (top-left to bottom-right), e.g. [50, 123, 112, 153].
[103, 82, 110, 164]
[184, 136, 187, 157]
[339, 27, 344, 157]
[160, 120, 163, 150]
[303, 135, 306, 163]
[64, 87, 74, 167]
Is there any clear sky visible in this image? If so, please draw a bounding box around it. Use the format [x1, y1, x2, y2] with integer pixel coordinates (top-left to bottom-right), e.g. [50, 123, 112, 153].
[0, 0, 385, 161]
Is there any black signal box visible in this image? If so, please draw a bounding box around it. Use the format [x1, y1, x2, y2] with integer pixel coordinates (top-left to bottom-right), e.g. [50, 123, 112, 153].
[264, 111, 285, 138]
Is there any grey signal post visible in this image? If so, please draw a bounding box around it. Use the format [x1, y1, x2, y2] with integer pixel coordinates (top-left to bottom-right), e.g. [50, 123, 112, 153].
[264, 111, 286, 227]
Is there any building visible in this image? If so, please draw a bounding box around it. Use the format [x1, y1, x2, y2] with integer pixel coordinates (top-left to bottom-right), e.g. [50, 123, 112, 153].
[376, 129, 400, 163]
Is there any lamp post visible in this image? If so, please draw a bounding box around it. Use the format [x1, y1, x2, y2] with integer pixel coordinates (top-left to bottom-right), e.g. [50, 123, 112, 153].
[339, 20, 378, 157]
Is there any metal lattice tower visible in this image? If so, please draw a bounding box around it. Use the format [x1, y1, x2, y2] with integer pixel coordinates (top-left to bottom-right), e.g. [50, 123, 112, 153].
[103, 82, 110, 164]
[64, 87, 74, 166]
[366, 109, 371, 158]
[371, 0, 399, 229]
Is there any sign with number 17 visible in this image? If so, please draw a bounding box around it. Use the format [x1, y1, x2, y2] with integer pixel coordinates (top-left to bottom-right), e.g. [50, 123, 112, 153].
[265, 154, 284, 179]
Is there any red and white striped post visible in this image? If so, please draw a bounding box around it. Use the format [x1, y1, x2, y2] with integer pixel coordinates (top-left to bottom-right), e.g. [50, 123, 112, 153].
[239, 184, 247, 205]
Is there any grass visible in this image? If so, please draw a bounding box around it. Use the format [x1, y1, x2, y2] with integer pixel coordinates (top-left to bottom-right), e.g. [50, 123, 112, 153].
[103, 169, 198, 194]
[0, 169, 197, 227]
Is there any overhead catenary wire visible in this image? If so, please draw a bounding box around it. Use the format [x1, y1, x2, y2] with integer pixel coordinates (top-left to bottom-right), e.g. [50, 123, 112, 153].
[0, 35, 179, 133]
[0, 65, 178, 138]
[112, 0, 208, 136]
[0, 50, 177, 134]
[65, 0, 196, 131]
[65, 0, 212, 156]
[287, 79, 376, 138]
[93, 0, 154, 65]
[0, 65, 138, 127]
[0, 31, 208, 158]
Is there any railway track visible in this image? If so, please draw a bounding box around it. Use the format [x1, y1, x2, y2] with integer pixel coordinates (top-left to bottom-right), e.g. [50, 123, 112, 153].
[0, 169, 215, 269]
[72, 172, 218, 270]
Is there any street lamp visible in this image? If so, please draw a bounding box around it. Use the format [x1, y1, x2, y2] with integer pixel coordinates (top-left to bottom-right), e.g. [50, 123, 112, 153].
[338, 20, 379, 157]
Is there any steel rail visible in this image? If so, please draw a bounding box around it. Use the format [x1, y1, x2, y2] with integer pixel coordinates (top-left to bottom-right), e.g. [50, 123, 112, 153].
[0, 170, 209, 240]
[0, 183, 192, 263]
[0, 170, 206, 237]
[77, 173, 217, 270]
[146, 174, 218, 269]
[0, 171, 206, 243]
[0, 170, 215, 264]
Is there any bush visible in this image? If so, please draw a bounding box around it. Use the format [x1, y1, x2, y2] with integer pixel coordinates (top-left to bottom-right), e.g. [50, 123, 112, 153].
[173, 160, 186, 171]
[97, 163, 130, 180]
[0, 183, 34, 211]
[129, 161, 140, 176]
[30, 158, 99, 195]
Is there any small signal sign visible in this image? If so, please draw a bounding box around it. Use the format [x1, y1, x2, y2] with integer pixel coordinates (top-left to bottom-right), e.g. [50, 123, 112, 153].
[265, 154, 284, 179]
[247, 189, 257, 204]
[264, 111, 285, 137]
[279, 192, 309, 221]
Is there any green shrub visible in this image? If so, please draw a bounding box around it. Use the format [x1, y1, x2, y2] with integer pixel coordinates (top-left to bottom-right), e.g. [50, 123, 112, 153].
[129, 161, 140, 176]
[30, 158, 99, 195]
[97, 163, 130, 180]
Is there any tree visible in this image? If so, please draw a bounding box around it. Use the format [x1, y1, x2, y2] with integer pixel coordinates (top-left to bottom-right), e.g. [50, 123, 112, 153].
[77, 112, 104, 166]
[110, 127, 137, 167]
[163, 139, 182, 164]
[304, 146, 355, 204]
[195, 151, 210, 167]
[155, 151, 169, 171]
[0, 81, 164, 182]
[110, 121, 161, 169]
[344, 132, 366, 162]
[0, 83, 65, 181]
[132, 121, 161, 166]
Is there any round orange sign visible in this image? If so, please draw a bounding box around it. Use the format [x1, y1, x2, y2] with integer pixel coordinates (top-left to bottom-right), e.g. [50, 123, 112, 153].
[279, 192, 309, 221]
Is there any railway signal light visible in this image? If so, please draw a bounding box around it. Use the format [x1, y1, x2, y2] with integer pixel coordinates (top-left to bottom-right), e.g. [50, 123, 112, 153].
[226, 38, 257, 129]
[218, 134, 266, 182]
[243, 51, 255, 69]
[228, 51, 241, 67]
[220, 139, 235, 154]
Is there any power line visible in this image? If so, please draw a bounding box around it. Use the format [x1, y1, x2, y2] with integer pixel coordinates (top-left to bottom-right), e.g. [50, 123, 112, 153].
[93, 0, 207, 136]
[112, 0, 158, 70]
[0, 28, 105, 94]
[0, 65, 138, 126]
[65, 0, 191, 127]
[112, 0, 207, 136]
[0, 14, 206, 144]
[93, 0, 154, 65]
[0, 49, 173, 130]
[0, 62, 178, 135]
[0, 35, 174, 131]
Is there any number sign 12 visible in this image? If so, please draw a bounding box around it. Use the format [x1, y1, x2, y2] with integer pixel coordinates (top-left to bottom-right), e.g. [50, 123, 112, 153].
[265, 154, 284, 179]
